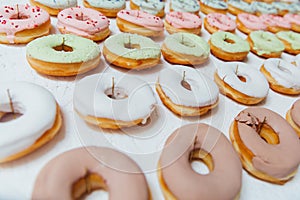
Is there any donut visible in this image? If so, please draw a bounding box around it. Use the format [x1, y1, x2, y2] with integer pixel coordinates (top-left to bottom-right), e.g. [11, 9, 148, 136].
[103, 33, 161, 70]
[164, 11, 202, 35]
[26, 34, 101, 76]
[291, 2, 300, 14]
[161, 33, 210, 65]
[276, 31, 300, 55]
[252, 2, 277, 16]
[156, 66, 219, 117]
[57, 7, 110, 42]
[74, 74, 156, 129]
[259, 14, 291, 33]
[272, 2, 296, 16]
[227, 0, 256, 15]
[236, 13, 267, 35]
[130, 0, 165, 17]
[116, 10, 164, 37]
[32, 147, 151, 199]
[286, 99, 300, 138]
[83, 0, 125, 18]
[0, 4, 51, 44]
[30, 0, 77, 16]
[158, 123, 242, 200]
[214, 62, 269, 105]
[199, 0, 228, 15]
[0, 82, 62, 163]
[170, 0, 200, 15]
[230, 107, 300, 184]
[284, 14, 300, 33]
[209, 31, 250, 61]
[247, 31, 284, 58]
[204, 13, 236, 34]
[260, 58, 300, 95]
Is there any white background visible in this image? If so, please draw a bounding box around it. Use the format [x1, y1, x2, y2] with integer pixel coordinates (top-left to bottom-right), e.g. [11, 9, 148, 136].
[0, 0, 299, 199]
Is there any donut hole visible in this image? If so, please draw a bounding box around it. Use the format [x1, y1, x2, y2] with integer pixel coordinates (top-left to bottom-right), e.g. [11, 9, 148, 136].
[72, 173, 109, 200]
[224, 38, 236, 44]
[181, 80, 192, 91]
[124, 43, 141, 50]
[237, 75, 247, 82]
[180, 39, 196, 48]
[258, 123, 280, 145]
[0, 112, 23, 122]
[190, 149, 213, 175]
[75, 14, 89, 21]
[53, 44, 73, 52]
[9, 14, 29, 20]
[105, 87, 128, 100]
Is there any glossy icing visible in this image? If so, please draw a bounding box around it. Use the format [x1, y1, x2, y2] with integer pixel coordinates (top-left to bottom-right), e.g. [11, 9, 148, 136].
[207, 13, 236, 31]
[260, 14, 291, 29]
[252, 2, 277, 14]
[34, 0, 77, 9]
[228, 0, 256, 13]
[132, 0, 165, 15]
[237, 13, 267, 31]
[165, 11, 201, 29]
[284, 14, 300, 26]
[291, 99, 300, 127]
[85, 0, 125, 9]
[171, 0, 200, 13]
[276, 31, 300, 50]
[201, 0, 228, 10]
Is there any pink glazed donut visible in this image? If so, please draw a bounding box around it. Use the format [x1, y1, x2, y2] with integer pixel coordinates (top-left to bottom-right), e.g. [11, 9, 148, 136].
[57, 6, 110, 41]
[164, 11, 202, 35]
[204, 13, 236, 34]
[0, 4, 50, 44]
[260, 14, 291, 33]
[236, 13, 267, 34]
[284, 14, 300, 33]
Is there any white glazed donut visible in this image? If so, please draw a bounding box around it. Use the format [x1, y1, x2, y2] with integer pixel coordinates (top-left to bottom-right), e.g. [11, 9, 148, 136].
[74, 74, 156, 129]
[156, 65, 219, 116]
[214, 62, 269, 105]
[261, 58, 300, 95]
[0, 82, 62, 163]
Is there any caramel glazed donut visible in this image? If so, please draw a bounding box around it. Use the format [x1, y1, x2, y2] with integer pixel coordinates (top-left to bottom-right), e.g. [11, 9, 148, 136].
[230, 107, 300, 184]
[0, 82, 62, 163]
[32, 147, 151, 199]
[74, 74, 156, 129]
[156, 66, 219, 117]
[158, 123, 242, 200]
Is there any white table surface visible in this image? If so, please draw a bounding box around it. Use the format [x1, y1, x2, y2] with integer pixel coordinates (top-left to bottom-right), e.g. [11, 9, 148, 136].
[0, 0, 299, 199]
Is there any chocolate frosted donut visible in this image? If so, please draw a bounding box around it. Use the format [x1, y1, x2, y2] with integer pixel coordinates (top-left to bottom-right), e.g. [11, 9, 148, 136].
[286, 99, 300, 137]
[158, 123, 242, 200]
[230, 107, 300, 184]
[32, 147, 150, 199]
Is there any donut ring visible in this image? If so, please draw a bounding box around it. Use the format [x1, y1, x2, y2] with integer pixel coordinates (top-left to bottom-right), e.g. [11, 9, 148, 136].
[164, 11, 202, 35]
[30, 0, 77, 16]
[204, 13, 236, 34]
[286, 99, 300, 138]
[57, 7, 110, 42]
[170, 0, 200, 15]
[259, 14, 291, 33]
[209, 31, 250, 61]
[0, 82, 62, 163]
[247, 31, 284, 58]
[32, 147, 151, 199]
[0, 4, 51, 44]
[83, 0, 125, 18]
[284, 14, 300, 33]
[103, 33, 161, 70]
[26, 34, 101, 76]
[236, 13, 267, 35]
[253, 2, 277, 16]
[214, 62, 269, 105]
[130, 0, 165, 17]
[228, 0, 256, 15]
[200, 0, 228, 15]
[161, 32, 210, 65]
[276, 31, 300, 55]
[116, 10, 164, 37]
[74, 74, 156, 130]
[156, 66, 219, 117]
[158, 123, 242, 200]
[231, 107, 300, 184]
[260, 58, 300, 95]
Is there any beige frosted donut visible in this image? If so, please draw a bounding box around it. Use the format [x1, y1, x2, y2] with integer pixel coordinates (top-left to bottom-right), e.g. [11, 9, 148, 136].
[32, 147, 151, 199]
[286, 99, 300, 138]
[230, 107, 300, 184]
[158, 123, 242, 200]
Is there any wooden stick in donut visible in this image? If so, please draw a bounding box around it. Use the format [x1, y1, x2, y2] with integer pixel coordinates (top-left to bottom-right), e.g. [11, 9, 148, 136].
[0, 82, 62, 163]
[156, 65, 219, 117]
[260, 58, 300, 95]
[73, 74, 156, 130]
[286, 99, 300, 138]
[103, 33, 161, 70]
[83, 0, 126, 18]
[32, 147, 151, 199]
[214, 62, 269, 105]
[158, 123, 242, 200]
[26, 34, 101, 76]
[0, 4, 51, 44]
[30, 0, 77, 16]
[230, 107, 300, 184]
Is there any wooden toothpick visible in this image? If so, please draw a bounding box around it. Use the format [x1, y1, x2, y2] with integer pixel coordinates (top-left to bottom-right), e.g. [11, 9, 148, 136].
[7, 89, 16, 119]
[16, 4, 20, 19]
[189, 135, 198, 162]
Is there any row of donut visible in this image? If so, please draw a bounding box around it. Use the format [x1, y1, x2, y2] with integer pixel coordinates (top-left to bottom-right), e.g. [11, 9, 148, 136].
[28, 0, 300, 17]
[2, 81, 300, 198]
